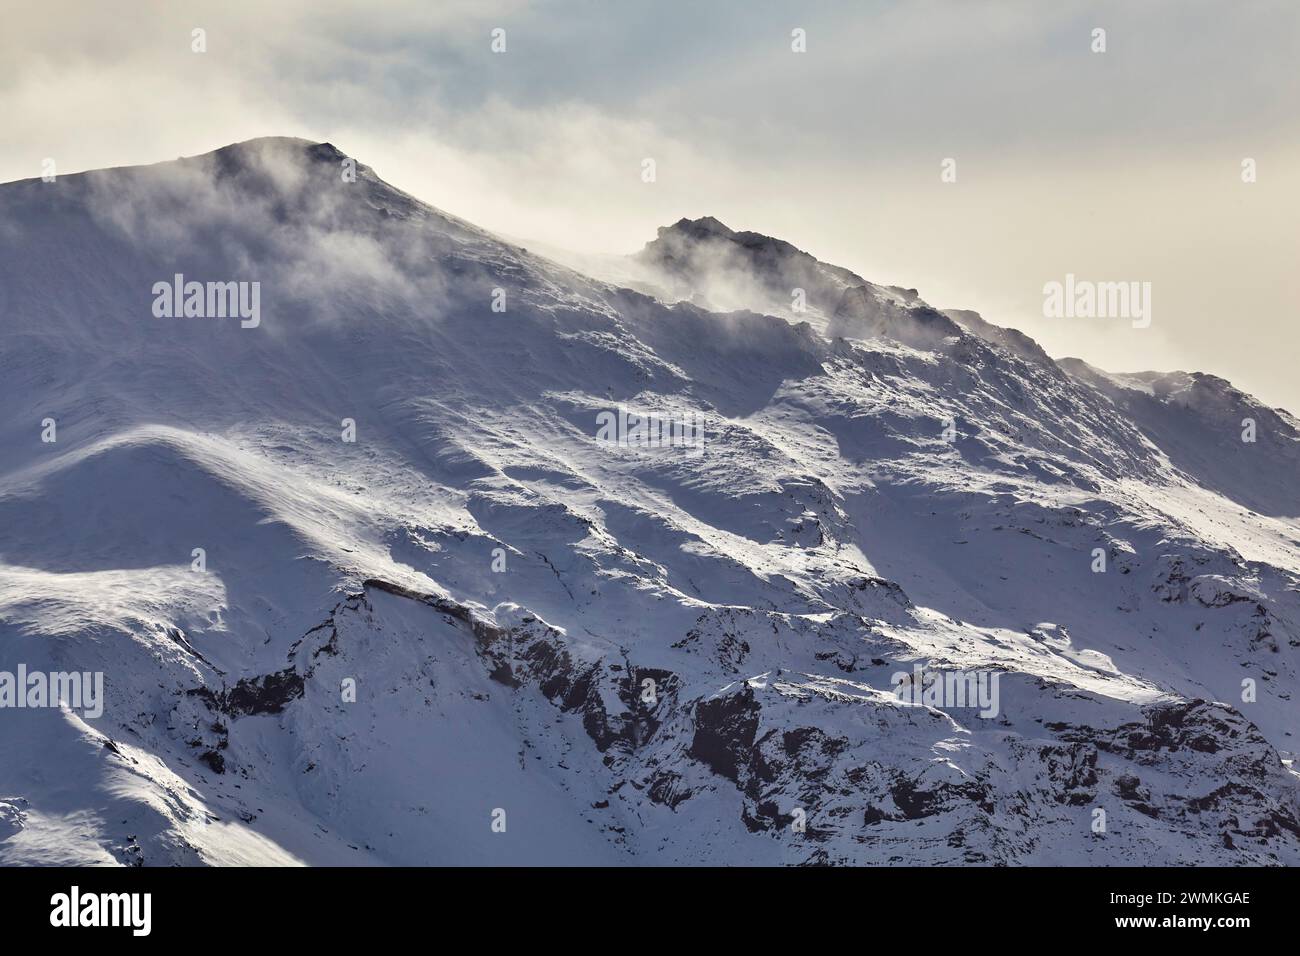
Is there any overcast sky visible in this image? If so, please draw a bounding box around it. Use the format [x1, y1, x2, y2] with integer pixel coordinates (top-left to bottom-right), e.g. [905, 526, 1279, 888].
[4, 0, 1297, 409]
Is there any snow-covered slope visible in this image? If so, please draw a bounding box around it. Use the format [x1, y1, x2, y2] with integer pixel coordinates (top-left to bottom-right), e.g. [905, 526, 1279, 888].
[1, 139, 1297, 865]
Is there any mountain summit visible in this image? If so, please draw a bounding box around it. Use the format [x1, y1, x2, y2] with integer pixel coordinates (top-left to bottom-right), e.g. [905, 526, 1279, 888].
[1, 140, 1298, 865]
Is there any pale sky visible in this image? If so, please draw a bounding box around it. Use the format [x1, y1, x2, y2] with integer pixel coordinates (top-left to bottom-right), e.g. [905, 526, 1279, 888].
[4, 0, 1297, 409]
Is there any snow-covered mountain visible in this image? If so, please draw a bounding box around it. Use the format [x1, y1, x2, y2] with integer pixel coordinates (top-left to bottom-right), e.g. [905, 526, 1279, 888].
[1, 137, 1297, 865]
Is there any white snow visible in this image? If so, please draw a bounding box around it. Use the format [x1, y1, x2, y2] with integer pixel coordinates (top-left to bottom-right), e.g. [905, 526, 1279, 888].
[1, 138, 1297, 865]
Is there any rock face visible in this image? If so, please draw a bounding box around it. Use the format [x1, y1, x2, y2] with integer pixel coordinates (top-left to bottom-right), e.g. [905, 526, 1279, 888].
[0, 138, 1297, 865]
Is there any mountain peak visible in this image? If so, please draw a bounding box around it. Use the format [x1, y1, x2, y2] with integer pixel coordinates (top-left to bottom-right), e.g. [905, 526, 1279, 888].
[658, 215, 737, 241]
[198, 136, 341, 159]
[188, 137, 352, 181]
[634, 214, 970, 349]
